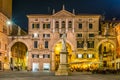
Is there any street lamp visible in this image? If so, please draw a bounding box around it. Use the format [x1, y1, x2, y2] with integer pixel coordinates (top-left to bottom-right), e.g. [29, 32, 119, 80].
[6, 20, 12, 25]
[6, 20, 13, 70]
[6, 20, 12, 35]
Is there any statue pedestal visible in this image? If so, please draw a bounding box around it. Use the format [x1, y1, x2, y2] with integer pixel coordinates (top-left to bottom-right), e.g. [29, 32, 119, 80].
[55, 51, 69, 76]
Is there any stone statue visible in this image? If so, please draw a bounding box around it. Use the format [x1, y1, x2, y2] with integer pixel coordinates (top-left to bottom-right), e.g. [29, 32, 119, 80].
[61, 33, 67, 51]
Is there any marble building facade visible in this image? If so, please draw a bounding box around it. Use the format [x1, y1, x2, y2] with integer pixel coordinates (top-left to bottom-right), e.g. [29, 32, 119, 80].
[8, 7, 118, 71]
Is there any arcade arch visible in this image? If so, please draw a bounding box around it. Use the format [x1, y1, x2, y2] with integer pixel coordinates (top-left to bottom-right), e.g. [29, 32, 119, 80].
[52, 40, 75, 71]
[54, 42, 73, 70]
[97, 39, 116, 69]
[8, 39, 29, 71]
[10, 42, 28, 70]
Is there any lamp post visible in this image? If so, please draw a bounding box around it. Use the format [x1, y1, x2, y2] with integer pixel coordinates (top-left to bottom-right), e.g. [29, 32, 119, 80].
[6, 20, 13, 70]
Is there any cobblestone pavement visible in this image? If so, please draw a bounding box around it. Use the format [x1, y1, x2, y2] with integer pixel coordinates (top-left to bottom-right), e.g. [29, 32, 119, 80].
[0, 71, 120, 80]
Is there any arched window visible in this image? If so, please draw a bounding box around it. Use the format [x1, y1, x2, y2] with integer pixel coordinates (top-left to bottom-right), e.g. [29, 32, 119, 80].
[55, 21, 59, 28]
[68, 21, 72, 28]
[62, 21, 65, 28]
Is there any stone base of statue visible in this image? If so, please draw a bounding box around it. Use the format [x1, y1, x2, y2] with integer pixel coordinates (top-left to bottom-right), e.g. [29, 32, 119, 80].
[55, 63, 69, 75]
[55, 51, 69, 76]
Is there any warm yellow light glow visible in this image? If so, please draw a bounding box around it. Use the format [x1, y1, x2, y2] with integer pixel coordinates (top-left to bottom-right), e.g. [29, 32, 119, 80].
[55, 44, 62, 54]
[54, 42, 72, 70]
[56, 47, 61, 52]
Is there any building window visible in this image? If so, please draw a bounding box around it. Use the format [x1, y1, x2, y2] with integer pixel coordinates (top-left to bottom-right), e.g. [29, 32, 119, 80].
[32, 33, 39, 38]
[32, 54, 34, 58]
[47, 24, 50, 28]
[103, 61, 107, 67]
[77, 33, 82, 38]
[55, 21, 59, 28]
[43, 54, 50, 58]
[68, 21, 72, 28]
[78, 23, 82, 29]
[43, 63, 50, 70]
[34, 41, 38, 48]
[77, 41, 84, 48]
[89, 33, 94, 37]
[77, 54, 83, 58]
[87, 54, 94, 58]
[87, 41, 94, 48]
[45, 41, 48, 48]
[0, 53, 2, 56]
[32, 23, 39, 29]
[43, 23, 50, 29]
[89, 23, 93, 29]
[43, 34, 50, 38]
[43, 24, 45, 29]
[60, 34, 63, 38]
[32, 54, 39, 58]
[103, 46, 106, 52]
[62, 21, 65, 28]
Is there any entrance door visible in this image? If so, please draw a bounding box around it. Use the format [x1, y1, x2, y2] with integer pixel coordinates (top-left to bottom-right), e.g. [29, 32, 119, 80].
[32, 63, 39, 72]
[43, 63, 50, 70]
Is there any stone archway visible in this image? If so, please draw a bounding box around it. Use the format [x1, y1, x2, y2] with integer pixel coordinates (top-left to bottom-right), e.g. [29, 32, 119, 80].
[8, 39, 30, 52]
[11, 42, 28, 70]
[96, 39, 116, 51]
[51, 40, 74, 71]
[8, 38, 30, 70]
[54, 42, 72, 70]
[96, 39, 116, 69]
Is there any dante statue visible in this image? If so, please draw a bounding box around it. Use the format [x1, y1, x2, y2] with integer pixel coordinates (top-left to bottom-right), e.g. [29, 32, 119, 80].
[61, 33, 67, 51]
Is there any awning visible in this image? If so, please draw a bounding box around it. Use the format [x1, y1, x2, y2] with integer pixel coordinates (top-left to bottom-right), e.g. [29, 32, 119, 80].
[70, 59, 102, 64]
[70, 59, 92, 64]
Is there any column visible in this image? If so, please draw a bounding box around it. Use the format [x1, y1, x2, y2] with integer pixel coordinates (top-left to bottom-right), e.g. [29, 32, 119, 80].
[28, 51, 32, 71]
[8, 48, 11, 70]
[66, 19, 68, 32]
[72, 19, 74, 32]
[51, 51, 55, 71]
[59, 19, 61, 33]
[52, 19, 55, 33]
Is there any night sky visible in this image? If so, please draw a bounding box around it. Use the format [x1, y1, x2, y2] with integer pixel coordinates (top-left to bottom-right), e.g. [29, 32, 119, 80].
[12, 0, 120, 31]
